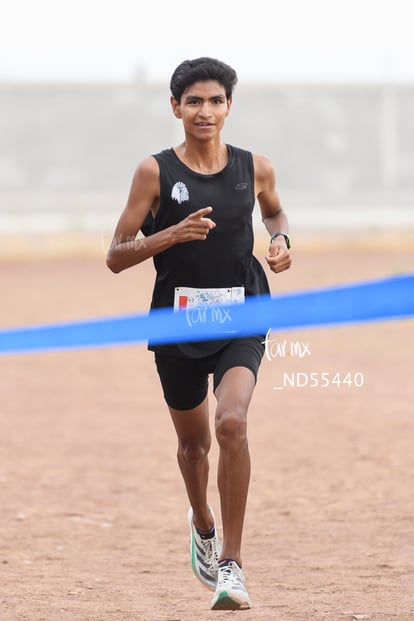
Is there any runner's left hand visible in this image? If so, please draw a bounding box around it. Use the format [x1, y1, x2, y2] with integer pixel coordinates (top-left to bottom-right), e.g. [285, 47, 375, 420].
[265, 242, 292, 274]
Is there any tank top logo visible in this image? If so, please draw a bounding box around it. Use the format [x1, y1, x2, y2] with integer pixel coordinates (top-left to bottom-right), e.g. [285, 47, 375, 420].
[171, 181, 189, 204]
[234, 182, 248, 190]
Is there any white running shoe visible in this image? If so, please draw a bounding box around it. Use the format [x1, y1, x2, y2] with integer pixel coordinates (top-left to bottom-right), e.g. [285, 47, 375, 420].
[210, 560, 252, 610]
[188, 507, 222, 591]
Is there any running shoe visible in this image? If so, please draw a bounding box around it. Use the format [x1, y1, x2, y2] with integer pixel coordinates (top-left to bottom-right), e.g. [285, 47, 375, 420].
[210, 560, 252, 610]
[188, 507, 222, 591]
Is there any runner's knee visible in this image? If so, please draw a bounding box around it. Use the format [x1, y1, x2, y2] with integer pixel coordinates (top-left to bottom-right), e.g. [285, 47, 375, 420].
[178, 437, 211, 464]
[215, 408, 248, 450]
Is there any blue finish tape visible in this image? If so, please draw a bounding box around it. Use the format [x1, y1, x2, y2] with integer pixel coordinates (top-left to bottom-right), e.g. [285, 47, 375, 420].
[1, 274, 413, 355]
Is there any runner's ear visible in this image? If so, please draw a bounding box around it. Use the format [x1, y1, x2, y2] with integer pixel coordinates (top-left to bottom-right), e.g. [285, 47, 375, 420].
[171, 96, 182, 119]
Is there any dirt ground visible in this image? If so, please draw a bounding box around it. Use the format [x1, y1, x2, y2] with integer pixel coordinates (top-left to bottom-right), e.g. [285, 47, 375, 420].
[1, 234, 414, 621]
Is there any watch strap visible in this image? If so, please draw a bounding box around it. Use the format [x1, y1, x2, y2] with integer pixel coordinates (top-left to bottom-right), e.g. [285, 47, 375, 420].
[270, 232, 291, 249]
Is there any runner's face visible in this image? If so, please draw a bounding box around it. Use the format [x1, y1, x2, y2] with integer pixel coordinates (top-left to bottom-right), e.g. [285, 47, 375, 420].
[171, 80, 231, 139]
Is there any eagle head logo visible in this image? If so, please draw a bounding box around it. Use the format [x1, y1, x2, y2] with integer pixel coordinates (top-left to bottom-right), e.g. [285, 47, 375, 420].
[171, 181, 189, 204]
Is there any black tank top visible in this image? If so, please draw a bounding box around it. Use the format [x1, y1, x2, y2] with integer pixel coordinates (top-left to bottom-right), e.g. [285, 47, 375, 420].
[147, 144, 270, 357]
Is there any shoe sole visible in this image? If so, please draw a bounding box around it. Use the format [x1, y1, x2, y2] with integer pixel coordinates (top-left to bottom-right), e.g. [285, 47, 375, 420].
[211, 591, 251, 610]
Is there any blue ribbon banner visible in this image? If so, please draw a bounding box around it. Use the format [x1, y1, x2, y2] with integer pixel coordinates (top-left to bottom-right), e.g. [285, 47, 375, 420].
[1, 274, 413, 355]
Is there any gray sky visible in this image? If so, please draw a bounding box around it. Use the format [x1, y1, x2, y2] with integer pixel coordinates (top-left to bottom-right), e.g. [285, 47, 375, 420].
[1, 0, 413, 82]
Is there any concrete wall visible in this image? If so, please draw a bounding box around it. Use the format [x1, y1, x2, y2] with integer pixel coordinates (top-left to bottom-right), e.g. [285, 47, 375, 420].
[1, 81, 413, 235]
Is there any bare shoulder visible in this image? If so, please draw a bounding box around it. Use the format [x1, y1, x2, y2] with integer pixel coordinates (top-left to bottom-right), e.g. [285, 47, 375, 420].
[128, 155, 160, 201]
[132, 154, 160, 184]
[125, 155, 161, 214]
[252, 153, 276, 192]
[252, 153, 274, 173]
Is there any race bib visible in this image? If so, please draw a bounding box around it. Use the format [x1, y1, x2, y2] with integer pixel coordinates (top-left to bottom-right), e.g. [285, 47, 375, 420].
[174, 286, 245, 311]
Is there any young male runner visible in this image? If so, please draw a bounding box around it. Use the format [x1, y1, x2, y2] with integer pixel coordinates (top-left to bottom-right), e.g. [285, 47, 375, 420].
[106, 57, 292, 610]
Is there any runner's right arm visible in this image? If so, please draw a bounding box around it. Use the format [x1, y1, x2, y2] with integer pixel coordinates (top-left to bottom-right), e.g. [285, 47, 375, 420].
[106, 156, 215, 273]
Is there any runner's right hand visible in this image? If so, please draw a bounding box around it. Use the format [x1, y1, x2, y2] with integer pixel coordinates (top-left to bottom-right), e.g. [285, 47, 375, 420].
[173, 207, 216, 242]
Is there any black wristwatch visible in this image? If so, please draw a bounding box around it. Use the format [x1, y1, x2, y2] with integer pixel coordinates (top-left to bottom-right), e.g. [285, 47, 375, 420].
[270, 232, 291, 249]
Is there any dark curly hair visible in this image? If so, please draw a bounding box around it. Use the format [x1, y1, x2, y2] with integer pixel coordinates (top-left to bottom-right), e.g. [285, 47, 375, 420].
[170, 57, 238, 103]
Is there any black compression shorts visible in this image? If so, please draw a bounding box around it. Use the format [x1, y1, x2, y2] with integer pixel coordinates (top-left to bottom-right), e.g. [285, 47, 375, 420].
[154, 336, 265, 411]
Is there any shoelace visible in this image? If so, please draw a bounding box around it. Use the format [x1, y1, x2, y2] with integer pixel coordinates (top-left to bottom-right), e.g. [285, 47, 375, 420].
[218, 562, 245, 587]
[199, 535, 221, 568]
